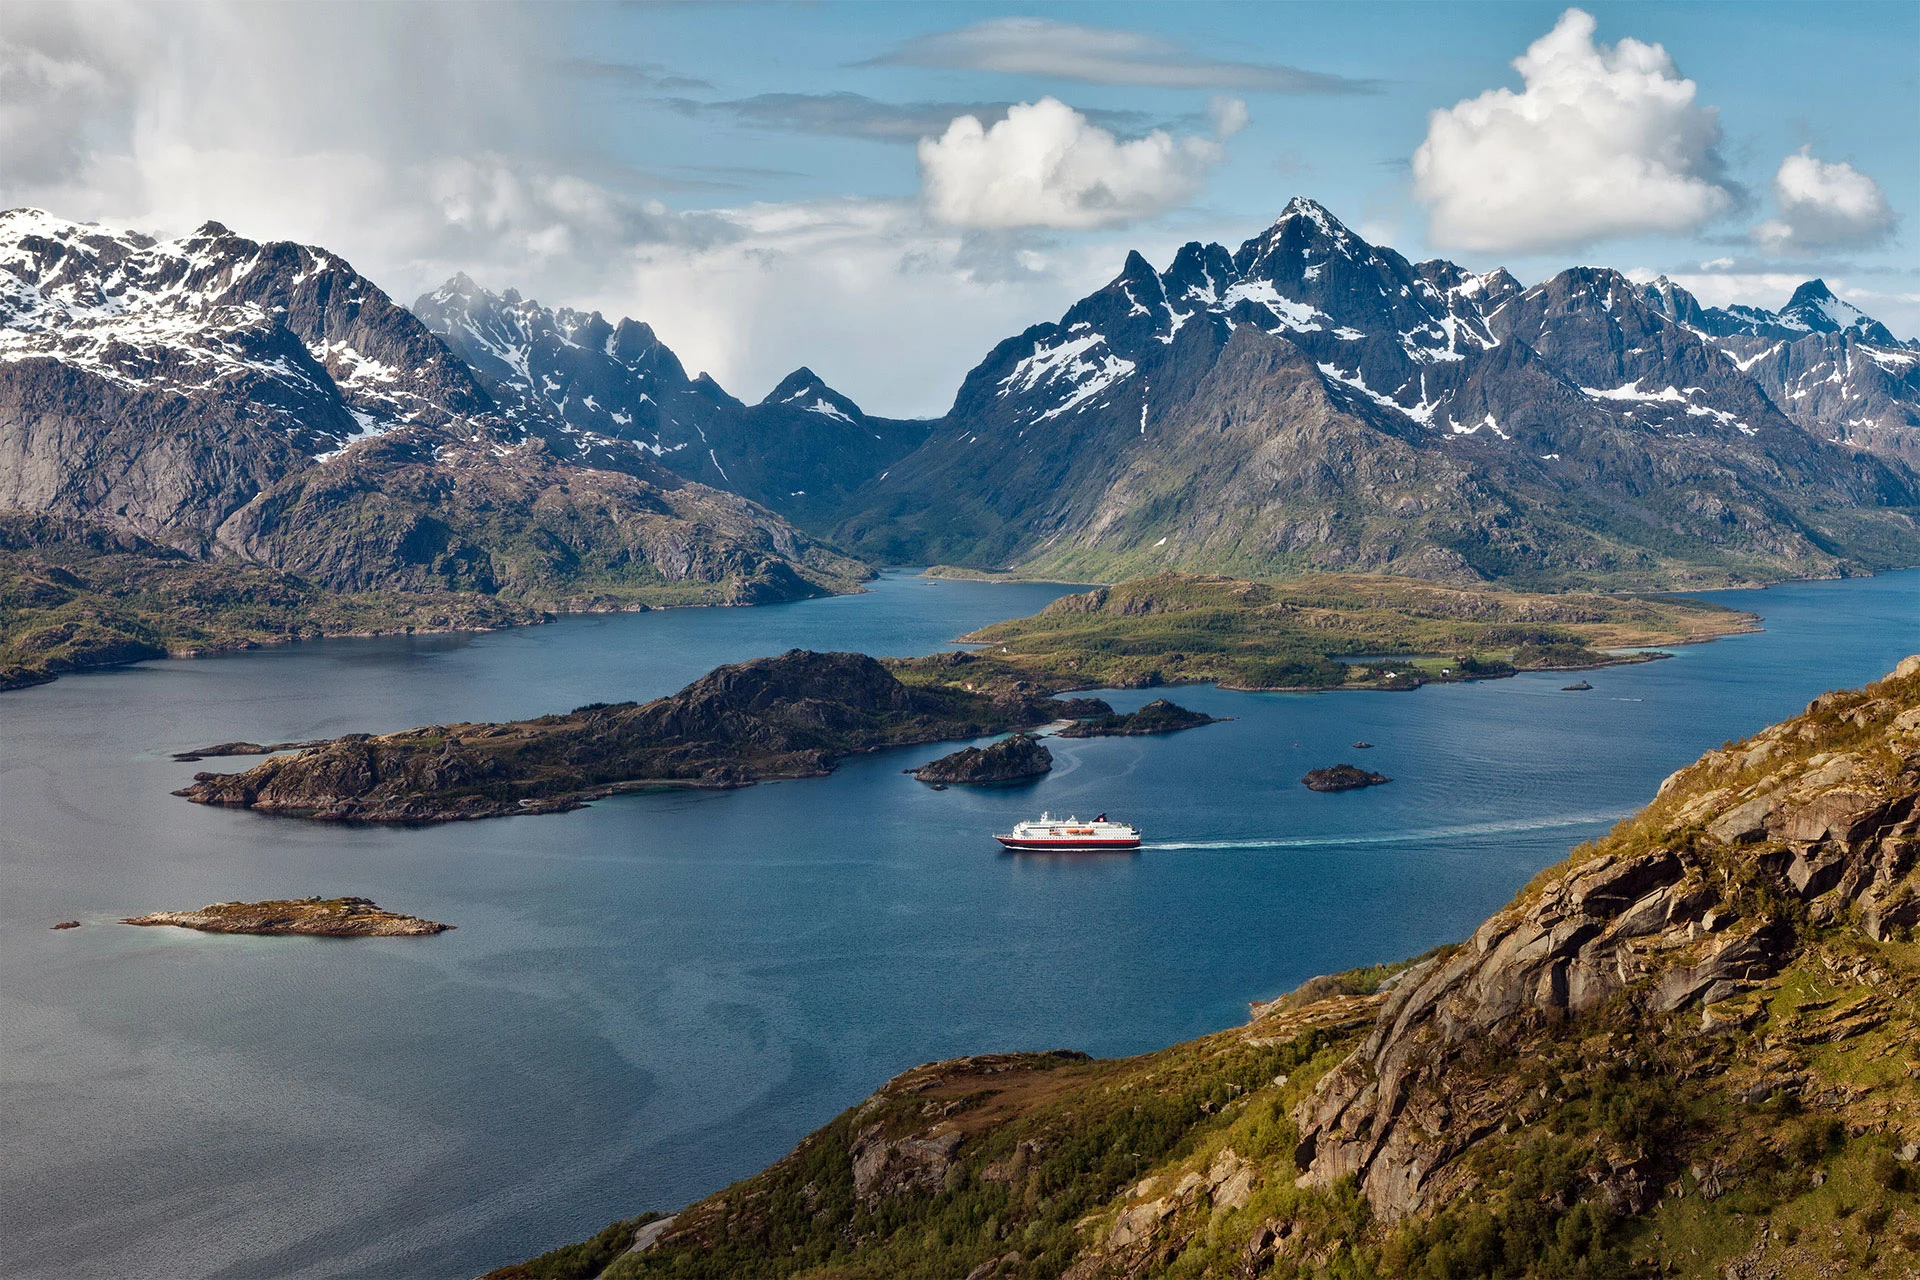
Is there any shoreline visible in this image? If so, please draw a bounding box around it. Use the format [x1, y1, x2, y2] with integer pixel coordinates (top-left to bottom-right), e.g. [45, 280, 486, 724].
[1, 579, 878, 694]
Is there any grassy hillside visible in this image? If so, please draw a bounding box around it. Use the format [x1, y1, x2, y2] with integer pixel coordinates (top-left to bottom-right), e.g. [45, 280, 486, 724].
[489, 656, 1920, 1279]
[0, 515, 541, 691]
[0, 513, 861, 691]
[936, 572, 1757, 694]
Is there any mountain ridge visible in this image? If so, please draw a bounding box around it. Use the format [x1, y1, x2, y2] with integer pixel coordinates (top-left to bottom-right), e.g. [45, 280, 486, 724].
[0, 208, 867, 606]
[412, 275, 931, 527]
[832, 198, 1920, 589]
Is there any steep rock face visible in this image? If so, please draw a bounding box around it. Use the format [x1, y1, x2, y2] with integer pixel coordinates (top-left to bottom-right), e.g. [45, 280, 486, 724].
[834, 199, 1920, 587]
[1640, 275, 1920, 468]
[413, 276, 929, 525]
[0, 209, 867, 601]
[1292, 656, 1920, 1221]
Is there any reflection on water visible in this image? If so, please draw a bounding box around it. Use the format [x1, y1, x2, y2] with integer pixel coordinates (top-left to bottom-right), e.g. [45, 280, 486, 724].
[2, 569, 1915, 1279]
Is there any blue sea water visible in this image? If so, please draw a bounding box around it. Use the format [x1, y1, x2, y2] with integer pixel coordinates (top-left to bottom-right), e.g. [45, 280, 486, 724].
[1, 569, 1914, 1278]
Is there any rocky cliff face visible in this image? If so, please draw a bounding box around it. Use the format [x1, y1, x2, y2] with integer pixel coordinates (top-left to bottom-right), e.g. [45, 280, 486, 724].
[1292, 656, 1920, 1224]
[834, 198, 1920, 588]
[413, 276, 930, 526]
[1640, 277, 1920, 469]
[0, 209, 866, 603]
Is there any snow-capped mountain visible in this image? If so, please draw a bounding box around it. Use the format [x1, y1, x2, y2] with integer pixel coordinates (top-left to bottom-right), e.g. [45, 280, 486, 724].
[836, 198, 1920, 588]
[0, 210, 865, 601]
[414, 277, 928, 525]
[1639, 277, 1920, 467]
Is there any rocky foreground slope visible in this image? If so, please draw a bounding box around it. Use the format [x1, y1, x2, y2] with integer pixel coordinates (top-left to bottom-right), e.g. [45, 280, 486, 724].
[492, 658, 1920, 1279]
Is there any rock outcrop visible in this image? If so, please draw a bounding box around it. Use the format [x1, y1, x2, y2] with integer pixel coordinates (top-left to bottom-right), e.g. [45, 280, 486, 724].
[121, 897, 450, 936]
[1291, 655, 1920, 1222]
[1301, 764, 1391, 792]
[912, 733, 1053, 785]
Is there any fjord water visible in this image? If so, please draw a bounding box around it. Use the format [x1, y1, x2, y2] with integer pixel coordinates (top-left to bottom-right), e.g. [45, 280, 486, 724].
[3, 571, 1915, 1279]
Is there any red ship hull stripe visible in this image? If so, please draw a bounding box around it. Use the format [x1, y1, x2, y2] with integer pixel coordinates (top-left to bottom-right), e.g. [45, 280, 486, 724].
[994, 838, 1140, 849]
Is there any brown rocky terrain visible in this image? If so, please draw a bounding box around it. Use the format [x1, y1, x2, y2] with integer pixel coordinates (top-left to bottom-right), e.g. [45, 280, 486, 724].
[1301, 764, 1392, 792]
[121, 897, 450, 937]
[176, 650, 1085, 823]
[492, 656, 1920, 1280]
[912, 733, 1054, 785]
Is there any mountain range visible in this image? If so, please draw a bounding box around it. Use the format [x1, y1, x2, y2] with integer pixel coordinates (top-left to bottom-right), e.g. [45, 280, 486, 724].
[3, 199, 1918, 606]
[0, 209, 863, 607]
[831, 198, 1920, 589]
[412, 276, 928, 526]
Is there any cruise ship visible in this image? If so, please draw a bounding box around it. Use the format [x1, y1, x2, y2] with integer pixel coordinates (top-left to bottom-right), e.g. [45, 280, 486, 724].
[994, 813, 1142, 851]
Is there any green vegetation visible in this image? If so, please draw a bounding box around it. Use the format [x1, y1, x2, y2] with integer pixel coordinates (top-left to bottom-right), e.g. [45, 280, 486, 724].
[938, 572, 1755, 695]
[0, 514, 859, 691]
[482, 1215, 665, 1280]
[0, 516, 541, 690]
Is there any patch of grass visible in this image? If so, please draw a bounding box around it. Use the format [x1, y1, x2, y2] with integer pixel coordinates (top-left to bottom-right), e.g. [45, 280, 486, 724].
[941, 572, 1752, 696]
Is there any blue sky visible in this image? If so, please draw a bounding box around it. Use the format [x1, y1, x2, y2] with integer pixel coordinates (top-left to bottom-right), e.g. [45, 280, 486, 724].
[5, 1, 1915, 415]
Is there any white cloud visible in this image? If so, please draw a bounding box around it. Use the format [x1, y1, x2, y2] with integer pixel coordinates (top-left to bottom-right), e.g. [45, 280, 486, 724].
[1412, 7, 1735, 253]
[0, 2, 1161, 416]
[860, 18, 1375, 93]
[1752, 147, 1897, 252]
[917, 97, 1232, 231]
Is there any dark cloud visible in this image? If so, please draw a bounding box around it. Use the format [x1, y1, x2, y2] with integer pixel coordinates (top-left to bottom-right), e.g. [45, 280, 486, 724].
[856, 18, 1379, 94]
[561, 57, 714, 93]
[661, 91, 1157, 143]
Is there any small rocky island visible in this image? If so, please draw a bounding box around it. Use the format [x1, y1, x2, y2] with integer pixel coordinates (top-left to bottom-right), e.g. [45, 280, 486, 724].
[121, 897, 452, 937]
[1053, 698, 1221, 738]
[177, 650, 1084, 824]
[911, 733, 1052, 785]
[1302, 764, 1393, 792]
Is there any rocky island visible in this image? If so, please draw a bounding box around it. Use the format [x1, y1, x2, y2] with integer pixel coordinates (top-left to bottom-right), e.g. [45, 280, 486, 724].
[911, 733, 1053, 785]
[178, 650, 1087, 823]
[490, 656, 1920, 1280]
[1053, 698, 1220, 738]
[1300, 764, 1393, 792]
[121, 897, 451, 937]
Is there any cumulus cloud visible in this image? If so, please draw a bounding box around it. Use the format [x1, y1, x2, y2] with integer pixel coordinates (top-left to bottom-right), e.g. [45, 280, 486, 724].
[859, 18, 1376, 93]
[1412, 7, 1736, 253]
[0, 3, 1186, 416]
[917, 97, 1238, 230]
[1752, 147, 1898, 252]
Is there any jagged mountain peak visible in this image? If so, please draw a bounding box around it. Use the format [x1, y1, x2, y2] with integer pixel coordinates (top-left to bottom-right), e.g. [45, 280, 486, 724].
[763, 367, 867, 425]
[1780, 278, 1893, 341]
[1786, 277, 1836, 307]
